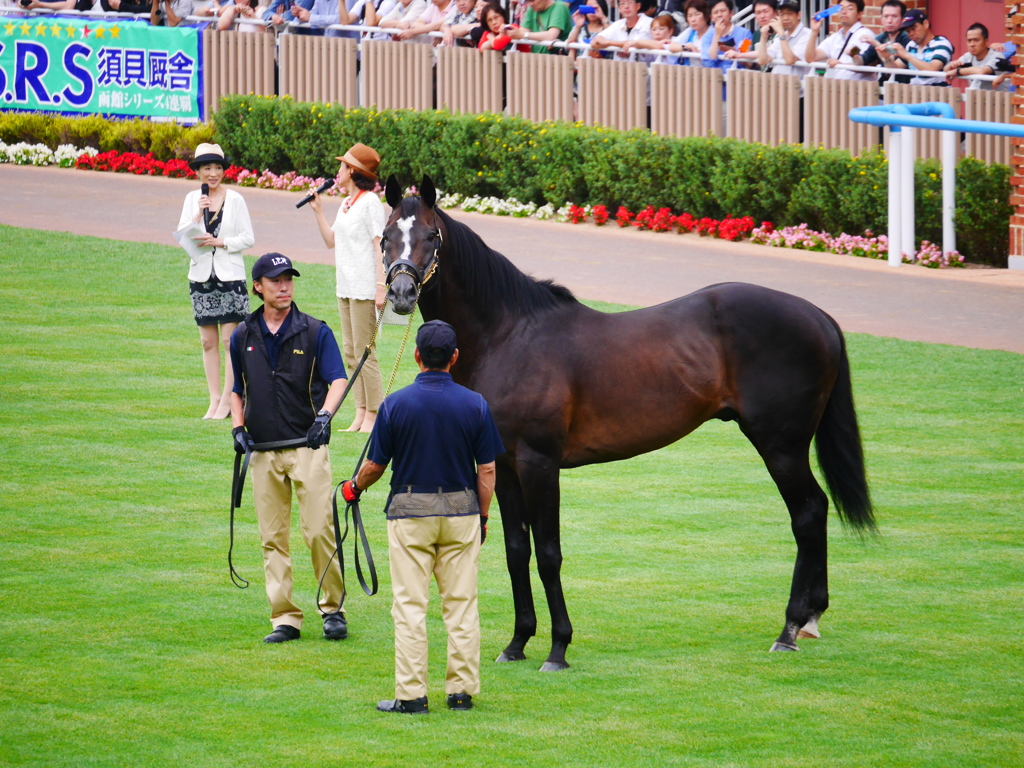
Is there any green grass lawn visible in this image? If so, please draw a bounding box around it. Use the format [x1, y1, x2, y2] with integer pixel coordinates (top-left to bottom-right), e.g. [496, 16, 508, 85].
[0, 224, 1022, 768]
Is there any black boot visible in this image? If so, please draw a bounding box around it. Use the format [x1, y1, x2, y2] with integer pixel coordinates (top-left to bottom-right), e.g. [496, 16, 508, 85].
[376, 696, 428, 714]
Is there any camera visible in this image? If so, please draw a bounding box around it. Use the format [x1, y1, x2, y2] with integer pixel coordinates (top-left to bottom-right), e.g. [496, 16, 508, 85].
[577, 4, 596, 13]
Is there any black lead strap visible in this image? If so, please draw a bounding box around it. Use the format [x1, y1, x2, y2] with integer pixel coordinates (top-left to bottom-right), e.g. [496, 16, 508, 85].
[228, 446, 252, 589]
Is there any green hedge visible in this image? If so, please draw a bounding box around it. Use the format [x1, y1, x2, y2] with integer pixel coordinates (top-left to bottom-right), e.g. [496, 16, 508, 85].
[212, 95, 1009, 265]
[0, 113, 213, 159]
[1, 104, 1010, 265]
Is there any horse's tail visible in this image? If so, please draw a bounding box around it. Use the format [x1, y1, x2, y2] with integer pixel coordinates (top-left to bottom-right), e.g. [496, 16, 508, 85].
[814, 327, 876, 532]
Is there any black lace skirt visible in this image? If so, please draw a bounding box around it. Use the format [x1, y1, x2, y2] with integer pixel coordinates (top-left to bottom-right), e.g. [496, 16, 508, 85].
[189, 278, 250, 326]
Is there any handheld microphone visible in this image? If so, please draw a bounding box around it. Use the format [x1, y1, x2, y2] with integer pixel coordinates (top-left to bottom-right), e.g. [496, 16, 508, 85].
[296, 179, 336, 209]
[200, 183, 210, 229]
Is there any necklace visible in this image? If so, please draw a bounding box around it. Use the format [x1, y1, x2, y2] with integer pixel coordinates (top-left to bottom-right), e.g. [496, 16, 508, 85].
[341, 189, 365, 213]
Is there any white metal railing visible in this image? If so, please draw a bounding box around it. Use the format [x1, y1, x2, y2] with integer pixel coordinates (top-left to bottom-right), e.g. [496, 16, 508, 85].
[0, 4, 1005, 86]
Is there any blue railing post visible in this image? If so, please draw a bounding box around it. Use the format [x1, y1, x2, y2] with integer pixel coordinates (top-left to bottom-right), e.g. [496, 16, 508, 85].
[849, 104, 1024, 268]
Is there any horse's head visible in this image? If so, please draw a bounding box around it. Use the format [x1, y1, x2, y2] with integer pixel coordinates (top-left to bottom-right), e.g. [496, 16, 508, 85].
[382, 174, 443, 315]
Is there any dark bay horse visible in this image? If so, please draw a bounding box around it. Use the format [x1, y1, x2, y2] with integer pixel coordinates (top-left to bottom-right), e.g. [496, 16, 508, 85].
[381, 176, 875, 671]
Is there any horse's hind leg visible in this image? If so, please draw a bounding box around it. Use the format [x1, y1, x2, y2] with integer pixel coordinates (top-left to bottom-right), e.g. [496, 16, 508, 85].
[758, 444, 830, 652]
[495, 460, 537, 663]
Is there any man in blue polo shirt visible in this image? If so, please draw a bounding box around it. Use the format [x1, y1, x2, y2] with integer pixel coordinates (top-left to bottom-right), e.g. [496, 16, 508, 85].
[343, 320, 504, 714]
[229, 252, 349, 644]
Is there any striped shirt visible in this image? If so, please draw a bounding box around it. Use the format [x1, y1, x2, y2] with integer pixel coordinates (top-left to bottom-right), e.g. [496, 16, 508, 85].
[906, 34, 954, 86]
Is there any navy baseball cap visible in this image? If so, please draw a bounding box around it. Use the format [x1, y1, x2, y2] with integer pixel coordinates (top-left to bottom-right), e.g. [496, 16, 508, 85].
[252, 252, 301, 281]
[777, 0, 800, 12]
[900, 9, 926, 29]
[416, 320, 457, 359]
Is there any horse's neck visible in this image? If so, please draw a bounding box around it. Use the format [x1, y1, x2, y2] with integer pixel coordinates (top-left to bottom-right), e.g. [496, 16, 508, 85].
[417, 267, 490, 383]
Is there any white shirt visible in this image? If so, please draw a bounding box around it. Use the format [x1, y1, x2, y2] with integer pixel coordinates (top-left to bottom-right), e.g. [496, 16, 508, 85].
[178, 188, 255, 283]
[404, 0, 456, 42]
[332, 192, 386, 300]
[958, 49, 1011, 91]
[819, 21, 876, 81]
[597, 14, 652, 60]
[381, 0, 427, 26]
[767, 23, 811, 78]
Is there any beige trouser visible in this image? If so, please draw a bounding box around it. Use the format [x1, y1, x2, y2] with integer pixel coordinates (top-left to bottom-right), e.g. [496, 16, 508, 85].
[250, 447, 344, 629]
[337, 297, 383, 412]
[388, 513, 481, 700]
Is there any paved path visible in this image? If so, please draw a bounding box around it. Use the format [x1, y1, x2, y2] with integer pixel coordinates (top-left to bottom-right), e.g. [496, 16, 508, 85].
[3, 164, 1023, 354]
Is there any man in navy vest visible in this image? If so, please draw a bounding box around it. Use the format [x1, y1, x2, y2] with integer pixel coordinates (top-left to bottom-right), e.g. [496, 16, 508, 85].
[229, 253, 349, 643]
[343, 320, 504, 713]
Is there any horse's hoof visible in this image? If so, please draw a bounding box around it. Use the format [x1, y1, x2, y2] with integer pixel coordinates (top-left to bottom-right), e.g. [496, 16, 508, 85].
[540, 660, 570, 672]
[797, 617, 821, 639]
[769, 642, 799, 652]
[496, 650, 527, 663]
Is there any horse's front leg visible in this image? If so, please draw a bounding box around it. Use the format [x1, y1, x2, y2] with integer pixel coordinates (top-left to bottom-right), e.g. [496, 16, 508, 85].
[519, 449, 572, 671]
[495, 460, 536, 663]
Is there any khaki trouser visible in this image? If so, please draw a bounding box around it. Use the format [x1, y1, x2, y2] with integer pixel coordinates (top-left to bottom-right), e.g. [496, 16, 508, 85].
[337, 297, 383, 412]
[388, 513, 481, 700]
[250, 447, 344, 629]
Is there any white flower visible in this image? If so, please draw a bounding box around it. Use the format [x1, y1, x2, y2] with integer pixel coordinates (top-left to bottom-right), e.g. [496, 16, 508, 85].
[438, 192, 462, 208]
[534, 203, 556, 220]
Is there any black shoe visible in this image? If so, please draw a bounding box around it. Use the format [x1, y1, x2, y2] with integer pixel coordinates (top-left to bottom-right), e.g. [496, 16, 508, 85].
[447, 693, 473, 711]
[323, 612, 348, 641]
[376, 696, 428, 714]
[263, 625, 301, 643]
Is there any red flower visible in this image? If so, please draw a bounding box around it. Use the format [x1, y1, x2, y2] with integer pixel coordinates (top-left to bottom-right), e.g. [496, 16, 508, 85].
[615, 206, 633, 227]
[673, 212, 696, 233]
[568, 203, 588, 224]
[591, 205, 609, 226]
[632, 205, 655, 230]
[650, 207, 674, 232]
[717, 215, 756, 241]
[695, 217, 718, 236]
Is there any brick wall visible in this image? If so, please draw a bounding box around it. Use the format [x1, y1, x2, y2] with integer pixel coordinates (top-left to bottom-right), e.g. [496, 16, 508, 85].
[1009, 1, 1024, 260]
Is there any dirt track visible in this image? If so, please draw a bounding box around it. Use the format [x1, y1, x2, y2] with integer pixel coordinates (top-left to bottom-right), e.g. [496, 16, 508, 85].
[3, 164, 1022, 354]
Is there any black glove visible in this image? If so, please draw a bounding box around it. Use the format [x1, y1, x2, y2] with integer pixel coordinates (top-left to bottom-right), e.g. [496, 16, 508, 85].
[232, 426, 253, 455]
[306, 409, 332, 449]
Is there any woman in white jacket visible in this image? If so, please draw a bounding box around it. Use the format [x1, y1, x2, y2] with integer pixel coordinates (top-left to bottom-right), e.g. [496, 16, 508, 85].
[179, 143, 255, 420]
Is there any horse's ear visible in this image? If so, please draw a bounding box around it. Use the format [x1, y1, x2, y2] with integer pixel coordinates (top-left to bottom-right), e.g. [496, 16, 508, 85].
[420, 175, 436, 209]
[385, 175, 402, 209]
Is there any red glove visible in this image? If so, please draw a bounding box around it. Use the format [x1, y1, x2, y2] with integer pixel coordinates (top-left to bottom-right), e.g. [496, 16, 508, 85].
[480, 514, 488, 544]
[341, 479, 361, 503]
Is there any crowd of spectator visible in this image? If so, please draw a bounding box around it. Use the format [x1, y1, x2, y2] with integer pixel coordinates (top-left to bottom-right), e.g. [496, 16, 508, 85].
[1, 0, 1016, 92]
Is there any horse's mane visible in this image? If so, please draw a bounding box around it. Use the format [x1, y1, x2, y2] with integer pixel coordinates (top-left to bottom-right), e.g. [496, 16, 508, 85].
[432, 206, 577, 321]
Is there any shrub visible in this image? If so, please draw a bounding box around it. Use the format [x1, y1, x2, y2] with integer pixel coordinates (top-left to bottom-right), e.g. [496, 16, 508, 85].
[3, 106, 1011, 265]
[0, 113, 212, 158]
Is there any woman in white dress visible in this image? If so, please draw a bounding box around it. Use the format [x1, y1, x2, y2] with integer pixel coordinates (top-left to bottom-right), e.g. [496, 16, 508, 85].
[178, 142, 254, 420]
[307, 143, 386, 433]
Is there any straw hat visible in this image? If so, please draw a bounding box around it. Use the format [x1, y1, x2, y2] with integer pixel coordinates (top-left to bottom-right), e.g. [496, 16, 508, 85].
[189, 143, 230, 170]
[335, 143, 381, 181]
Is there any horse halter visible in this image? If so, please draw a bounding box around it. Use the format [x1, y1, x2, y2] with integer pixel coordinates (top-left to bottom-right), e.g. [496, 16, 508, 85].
[382, 213, 442, 292]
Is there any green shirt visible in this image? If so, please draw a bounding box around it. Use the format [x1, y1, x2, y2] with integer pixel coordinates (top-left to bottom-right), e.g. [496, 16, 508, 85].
[523, 0, 572, 54]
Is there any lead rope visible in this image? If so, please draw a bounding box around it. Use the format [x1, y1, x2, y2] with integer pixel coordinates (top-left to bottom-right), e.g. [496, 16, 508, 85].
[316, 298, 417, 612]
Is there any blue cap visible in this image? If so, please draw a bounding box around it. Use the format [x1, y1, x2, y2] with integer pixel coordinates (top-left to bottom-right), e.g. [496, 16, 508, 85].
[416, 320, 457, 359]
[252, 252, 301, 281]
[900, 9, 926, 29]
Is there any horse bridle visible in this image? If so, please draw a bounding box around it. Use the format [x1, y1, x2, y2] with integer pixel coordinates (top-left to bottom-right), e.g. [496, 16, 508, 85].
[382, 212, 442, 292]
